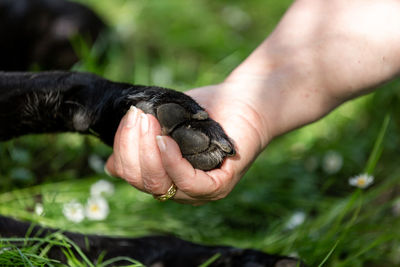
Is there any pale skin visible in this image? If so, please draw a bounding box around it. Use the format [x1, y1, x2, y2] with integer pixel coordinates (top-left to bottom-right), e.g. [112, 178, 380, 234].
[105, 0, 400, 205]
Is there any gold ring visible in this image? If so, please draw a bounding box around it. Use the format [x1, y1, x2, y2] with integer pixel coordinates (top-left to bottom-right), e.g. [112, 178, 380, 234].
[154, 184, 177, 202]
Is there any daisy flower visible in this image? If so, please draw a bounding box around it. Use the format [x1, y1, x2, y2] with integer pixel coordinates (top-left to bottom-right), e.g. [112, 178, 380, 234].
[34, 203, 44, 216]
[322, 151, 343, 174]
[85, 196, 109, 221]
[285, 211, 306, 230]
[88, 154, 105, 173]
[349, 173, 374, 189]
[63, 201, 85, 223]
[90, 179, 114, 197]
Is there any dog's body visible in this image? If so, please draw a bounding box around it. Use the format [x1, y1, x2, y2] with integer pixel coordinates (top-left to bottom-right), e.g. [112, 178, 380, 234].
[0, 215, 299, 267]
[0, 0, 105, 70]
[0, 0, 302, 266]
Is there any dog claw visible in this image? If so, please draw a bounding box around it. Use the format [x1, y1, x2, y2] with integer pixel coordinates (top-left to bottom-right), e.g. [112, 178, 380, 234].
[212, 139, 235, 155]
[192, 110, 208, 120]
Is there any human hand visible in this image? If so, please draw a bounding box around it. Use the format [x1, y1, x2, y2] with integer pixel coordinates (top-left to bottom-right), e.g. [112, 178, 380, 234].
[104, 81, 268, 205]
[105, 0, 400, 205]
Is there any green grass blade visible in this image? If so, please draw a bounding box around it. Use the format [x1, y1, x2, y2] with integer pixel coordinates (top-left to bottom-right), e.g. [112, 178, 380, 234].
[98, 256, 145, 267]
[317, 239, 340, 267]
[364, 114, 391, 174]
[16, 247, 34, 267]
[57, 234, 95, 267]
[198, 253, 221, 267]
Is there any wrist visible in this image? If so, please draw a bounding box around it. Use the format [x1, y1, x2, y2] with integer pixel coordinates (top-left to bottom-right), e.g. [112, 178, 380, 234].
[225, 53, 341, 141]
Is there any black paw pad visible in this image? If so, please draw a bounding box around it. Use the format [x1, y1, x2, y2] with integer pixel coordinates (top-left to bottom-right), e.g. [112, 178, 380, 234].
[171, 126, 210, 155]
[157, 103, 191, 134]
[155, 101, 234, 171]
[184, 147, 224, 171]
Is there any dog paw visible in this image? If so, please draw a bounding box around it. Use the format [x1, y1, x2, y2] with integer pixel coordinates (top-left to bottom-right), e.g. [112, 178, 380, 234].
[99, 85, 235, 170]
[154, 102, 235, 171]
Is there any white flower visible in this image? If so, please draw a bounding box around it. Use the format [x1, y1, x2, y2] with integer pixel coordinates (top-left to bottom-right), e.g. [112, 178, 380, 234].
[322, 151, 343, 174]
[90, 179, 114, 197]
[349, 173, 374, 189]
[88, 154, 105, 173]
[285, 211, 306, 230]
[34, 203, 44, 216]
[85, 196, 109, 221]
[63, 201, 85, 223]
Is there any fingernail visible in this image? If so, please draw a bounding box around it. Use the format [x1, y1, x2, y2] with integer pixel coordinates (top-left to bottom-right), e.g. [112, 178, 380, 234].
[141, 113, 148, 134]
[156, 136, 166, 152]
[104, 165, 113, 177]
[126, 106, 137, 128]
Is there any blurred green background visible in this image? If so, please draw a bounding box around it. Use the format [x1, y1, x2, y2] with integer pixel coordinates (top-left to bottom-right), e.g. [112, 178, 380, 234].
[2, 0, 400, 266]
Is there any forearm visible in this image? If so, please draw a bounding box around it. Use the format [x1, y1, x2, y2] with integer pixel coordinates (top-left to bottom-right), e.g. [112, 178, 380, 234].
[226, 0, 400, 143]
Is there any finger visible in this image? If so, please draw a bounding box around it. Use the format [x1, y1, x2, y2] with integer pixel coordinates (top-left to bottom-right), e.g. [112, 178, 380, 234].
[139, 114, 173, 195]
[156, 136, 230, 199]
[172, 189, 210, 205]
[113, 106, 145, 191]
[105, 154, 117, 177]
[151, 186, 209, 205]
[108, 108, 129, 177]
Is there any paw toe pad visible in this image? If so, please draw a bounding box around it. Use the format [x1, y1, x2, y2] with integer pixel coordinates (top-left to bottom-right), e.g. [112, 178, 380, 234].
[172, 126, 210, 155]
[155, 102, 234, 170]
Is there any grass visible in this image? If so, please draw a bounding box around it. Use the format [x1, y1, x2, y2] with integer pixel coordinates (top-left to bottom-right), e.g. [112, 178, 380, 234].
[2, 0, 400, 266]
[0, 234, 144, 266]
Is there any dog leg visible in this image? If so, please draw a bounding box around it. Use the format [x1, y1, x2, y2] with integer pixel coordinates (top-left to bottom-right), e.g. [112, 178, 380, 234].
[0, 71, 234, 170]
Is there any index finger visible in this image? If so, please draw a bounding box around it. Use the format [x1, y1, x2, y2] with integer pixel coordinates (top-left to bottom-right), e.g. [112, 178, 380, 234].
[156, 135, 232, 200]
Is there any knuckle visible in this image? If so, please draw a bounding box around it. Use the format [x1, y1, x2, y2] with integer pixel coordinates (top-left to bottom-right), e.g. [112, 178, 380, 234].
[209, 177, 224, 195]
[118, 133, 131, 148]
[115, 166, 142, 187]
[143, 176, 166, 194]
[208, 183, 230, 200]
[179, 178, 225, 198]
[178, 182, 197, 195]
[114, 164, 124, 178]
[126, 176, 141, 188]
[124, 170, 142, 185]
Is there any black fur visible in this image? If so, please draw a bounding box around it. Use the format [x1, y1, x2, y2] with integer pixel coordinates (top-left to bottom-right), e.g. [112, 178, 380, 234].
[0, 71, 235, 170]
[0, 0, 105, 70]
